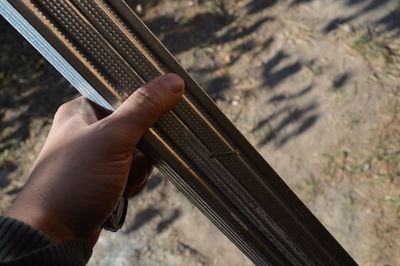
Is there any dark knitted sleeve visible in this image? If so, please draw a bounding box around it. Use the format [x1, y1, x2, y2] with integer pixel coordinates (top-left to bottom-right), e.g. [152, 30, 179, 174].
[0, 216, 92, 266]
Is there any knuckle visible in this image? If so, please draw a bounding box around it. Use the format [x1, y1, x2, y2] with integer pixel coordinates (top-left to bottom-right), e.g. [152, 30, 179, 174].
[54, 102, 71, 119]
[56, 102, 69, 114]
[55, 97, 83, 118]
[130, 87, 164, 116]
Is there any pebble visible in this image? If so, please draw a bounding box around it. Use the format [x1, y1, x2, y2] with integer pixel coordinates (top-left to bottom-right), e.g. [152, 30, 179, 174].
[136, 4, 143, 14]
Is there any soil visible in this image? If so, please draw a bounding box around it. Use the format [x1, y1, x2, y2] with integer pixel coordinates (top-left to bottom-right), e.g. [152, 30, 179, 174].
[0, 0, 399, 265]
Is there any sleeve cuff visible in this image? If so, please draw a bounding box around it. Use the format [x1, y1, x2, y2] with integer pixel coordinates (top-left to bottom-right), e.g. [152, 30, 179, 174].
[0, 216, 92, 266]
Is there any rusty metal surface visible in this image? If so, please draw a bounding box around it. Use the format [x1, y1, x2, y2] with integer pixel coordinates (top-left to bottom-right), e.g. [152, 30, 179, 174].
[1, 0, 356, 265]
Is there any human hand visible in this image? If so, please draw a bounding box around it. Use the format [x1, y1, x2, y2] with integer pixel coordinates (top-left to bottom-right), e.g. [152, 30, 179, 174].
[6, 74, 184, 246]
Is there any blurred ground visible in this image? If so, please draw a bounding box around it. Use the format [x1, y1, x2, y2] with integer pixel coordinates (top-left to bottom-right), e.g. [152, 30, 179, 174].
[1, 0, 399, 265]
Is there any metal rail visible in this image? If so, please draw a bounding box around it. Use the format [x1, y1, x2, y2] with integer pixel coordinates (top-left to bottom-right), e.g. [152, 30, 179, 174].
[0, 1, 356, 265]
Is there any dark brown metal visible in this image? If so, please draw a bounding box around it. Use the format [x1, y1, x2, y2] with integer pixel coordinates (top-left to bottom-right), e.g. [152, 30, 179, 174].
[2, 1, 357, 265]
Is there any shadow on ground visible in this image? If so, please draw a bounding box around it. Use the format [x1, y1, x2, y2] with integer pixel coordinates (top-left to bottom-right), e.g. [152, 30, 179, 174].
[144, 0, 399, 149]
[320, 0, 400, 33]
[123, 204, 182, 234]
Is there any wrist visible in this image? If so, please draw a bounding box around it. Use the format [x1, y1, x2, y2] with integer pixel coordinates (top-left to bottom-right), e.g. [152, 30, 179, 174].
[6, 194, 78, 242]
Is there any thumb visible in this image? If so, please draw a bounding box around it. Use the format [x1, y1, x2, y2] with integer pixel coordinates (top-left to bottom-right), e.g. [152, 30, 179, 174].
[101, 73, 184, 144]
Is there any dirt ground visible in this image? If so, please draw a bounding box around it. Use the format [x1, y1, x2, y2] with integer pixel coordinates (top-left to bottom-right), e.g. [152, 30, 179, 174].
[0, 0, 399, 265]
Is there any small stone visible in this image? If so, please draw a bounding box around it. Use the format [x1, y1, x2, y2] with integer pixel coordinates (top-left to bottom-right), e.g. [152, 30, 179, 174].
[136, 4, 143, 14]
[340, 24, 352, 33]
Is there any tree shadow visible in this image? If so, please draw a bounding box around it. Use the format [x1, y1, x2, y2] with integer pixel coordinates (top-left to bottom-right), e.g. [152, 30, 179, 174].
[123, 206, 181, 234]
[205, 75, 232, 100]
[259, 51, 313, 147]
[146, 13, 226, 55]
[124, 207, 161, 234]
[146, 174, 164, 192]
[268, 85, 312, 103]
[376, 8, 400, 33]
[157, 208, 181, 233]
[262, 51, 302, 88]
[146, 13, 273, 55]
[253, 99, 319, 147]
[213, 17, 274, 45]
[246, 0, 278, 14]
[333, 73, 352, 90]
[323, 0, 399, 33]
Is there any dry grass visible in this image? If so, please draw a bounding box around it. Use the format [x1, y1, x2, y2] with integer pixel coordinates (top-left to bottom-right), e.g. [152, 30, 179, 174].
[351, 31, 400, 80]
[323, 86, 399, 207]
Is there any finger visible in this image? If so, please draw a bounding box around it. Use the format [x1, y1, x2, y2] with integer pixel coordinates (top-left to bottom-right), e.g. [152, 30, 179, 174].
[123, 152, 154, 197]
[101, 74, 184, 145]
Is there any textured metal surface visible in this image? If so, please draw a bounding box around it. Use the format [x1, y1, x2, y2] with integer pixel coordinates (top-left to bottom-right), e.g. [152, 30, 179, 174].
[1, 0, 357, 265]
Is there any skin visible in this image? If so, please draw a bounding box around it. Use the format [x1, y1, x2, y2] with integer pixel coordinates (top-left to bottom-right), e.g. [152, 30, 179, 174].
[6, 74, 184, 247]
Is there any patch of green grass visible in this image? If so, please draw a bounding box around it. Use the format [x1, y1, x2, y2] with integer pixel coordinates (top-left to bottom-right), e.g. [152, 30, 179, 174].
[352, 35, 391, 63]
[309, 64, 323, 77]
[304, 61, 324, 80]
[303, 174, 321, 200]
[352, 34, 400, 79]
